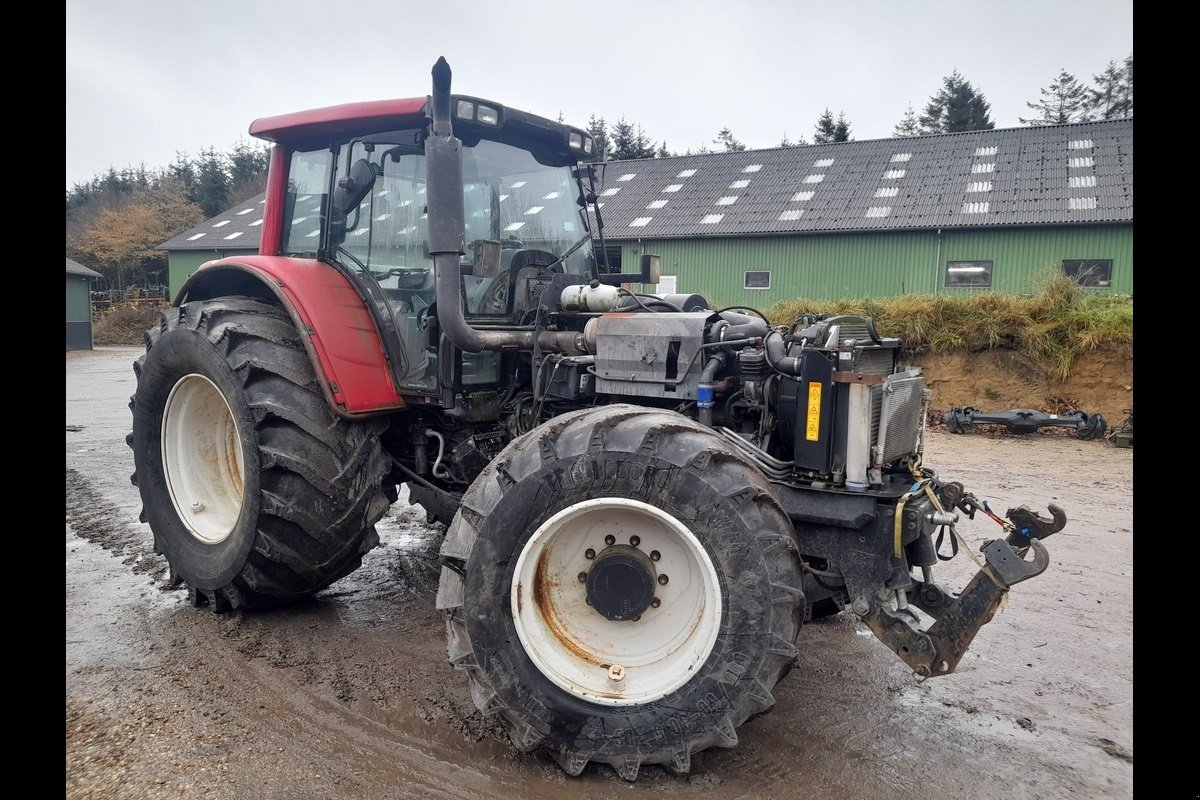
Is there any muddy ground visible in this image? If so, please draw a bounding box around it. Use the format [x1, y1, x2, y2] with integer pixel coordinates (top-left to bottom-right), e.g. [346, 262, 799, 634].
[66, 346, 1133, 799]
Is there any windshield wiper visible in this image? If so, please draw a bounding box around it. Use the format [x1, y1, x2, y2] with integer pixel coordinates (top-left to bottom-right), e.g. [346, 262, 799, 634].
[544, 232, 592, 272]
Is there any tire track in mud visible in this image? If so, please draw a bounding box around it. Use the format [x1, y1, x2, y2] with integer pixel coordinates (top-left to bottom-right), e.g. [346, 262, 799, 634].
[66, 467, 168, 582]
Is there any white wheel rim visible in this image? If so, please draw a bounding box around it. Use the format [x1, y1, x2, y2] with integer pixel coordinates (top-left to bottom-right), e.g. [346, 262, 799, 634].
[161, 373, 245, 544]
[511, 497, 722, 706]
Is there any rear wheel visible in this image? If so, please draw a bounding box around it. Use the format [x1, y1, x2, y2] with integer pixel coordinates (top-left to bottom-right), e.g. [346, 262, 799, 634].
[436, 405, 804, 780]
[128, 296, 392, 610]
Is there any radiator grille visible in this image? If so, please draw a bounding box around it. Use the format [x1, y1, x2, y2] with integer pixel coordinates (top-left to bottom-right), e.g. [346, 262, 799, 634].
[877, 371, 926, 463]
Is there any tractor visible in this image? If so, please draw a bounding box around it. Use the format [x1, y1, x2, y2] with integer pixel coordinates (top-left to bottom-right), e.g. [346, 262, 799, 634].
[127, 57, 1068, 781]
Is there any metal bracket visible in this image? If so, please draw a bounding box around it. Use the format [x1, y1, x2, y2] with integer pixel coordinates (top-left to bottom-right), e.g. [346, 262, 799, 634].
[864, 537, 1050, 676]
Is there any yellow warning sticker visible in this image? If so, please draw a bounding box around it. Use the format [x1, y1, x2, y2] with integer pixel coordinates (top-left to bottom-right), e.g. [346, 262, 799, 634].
[806, 382, 821, 441]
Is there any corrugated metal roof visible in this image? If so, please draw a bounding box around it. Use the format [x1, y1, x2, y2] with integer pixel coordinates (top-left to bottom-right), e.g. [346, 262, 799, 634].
[66, 258, 102, 277]
[161, 118, 1132, 251]
[593, 119, 1132, 239]
[160, 195, 269, 250]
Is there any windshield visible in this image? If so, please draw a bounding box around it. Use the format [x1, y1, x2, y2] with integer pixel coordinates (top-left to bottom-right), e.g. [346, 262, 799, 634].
[281, 133, 593, 393]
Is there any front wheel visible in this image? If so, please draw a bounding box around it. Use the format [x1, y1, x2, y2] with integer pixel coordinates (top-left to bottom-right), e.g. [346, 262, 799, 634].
[436, 405, 804, 780]
[128, 296, 392, 610]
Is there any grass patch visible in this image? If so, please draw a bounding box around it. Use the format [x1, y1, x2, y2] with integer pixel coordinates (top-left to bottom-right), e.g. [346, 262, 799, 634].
[761, 273, 1131, 380]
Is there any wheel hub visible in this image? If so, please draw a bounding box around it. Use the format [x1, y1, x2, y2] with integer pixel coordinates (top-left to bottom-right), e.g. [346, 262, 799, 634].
[585, 545, 657, 621]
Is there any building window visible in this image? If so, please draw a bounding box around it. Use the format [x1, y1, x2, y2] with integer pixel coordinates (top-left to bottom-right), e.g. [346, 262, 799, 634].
[1062, 259, 1112, 287]
[945, 260, 993, 288]
[744, 271, 771, 290]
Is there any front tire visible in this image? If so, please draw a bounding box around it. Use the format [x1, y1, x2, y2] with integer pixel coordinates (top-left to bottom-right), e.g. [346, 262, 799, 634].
[436, 405, 804, 780]
[129, 296, 392, 610]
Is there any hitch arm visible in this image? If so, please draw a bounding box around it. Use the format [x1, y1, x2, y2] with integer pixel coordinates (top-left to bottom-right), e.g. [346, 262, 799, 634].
[864, 503, 1066, 677]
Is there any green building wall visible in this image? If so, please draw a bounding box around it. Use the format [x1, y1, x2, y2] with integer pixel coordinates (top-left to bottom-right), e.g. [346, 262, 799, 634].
[66, 276, 93, 350]
[167, 249, 258, 298]
[618, 224, 1132, 305]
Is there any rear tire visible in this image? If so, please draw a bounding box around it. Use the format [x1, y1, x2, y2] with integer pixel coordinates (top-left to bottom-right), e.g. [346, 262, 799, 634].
[436, 405, 804, 780]
[128, 296, 392, 610]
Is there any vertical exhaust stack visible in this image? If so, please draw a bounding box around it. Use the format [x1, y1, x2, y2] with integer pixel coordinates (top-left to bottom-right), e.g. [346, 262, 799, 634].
[425, 57, 583, 355]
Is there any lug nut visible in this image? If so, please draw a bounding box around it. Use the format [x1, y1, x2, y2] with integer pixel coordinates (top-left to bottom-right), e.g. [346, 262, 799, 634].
[629, 535, 641, 547]
[577, 572, 587, 583]
[650, 550, 661, 561]
[604, 534, 616, 546]
[651, 598, 661, 608]
[608, 664, 625, 683]
[657, 574, 669, 585]
[585, 548, 596, 560]
[190, 500, 205, 513]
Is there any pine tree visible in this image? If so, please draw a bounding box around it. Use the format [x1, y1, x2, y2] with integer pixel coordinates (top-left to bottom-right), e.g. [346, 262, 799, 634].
[918, 70, 995, 133]
[1020, 69, 1089, 125]
[585, 115, 611, 162]
[834, 112, 852, 142]
[893, 104, 920, 137]
[1084, 56, 1133, 120]
[813, 109, 836, 143]
[713, 128, 746, 152]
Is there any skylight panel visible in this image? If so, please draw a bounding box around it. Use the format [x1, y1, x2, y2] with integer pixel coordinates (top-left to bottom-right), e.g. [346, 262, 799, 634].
[1069, 139, 1093, 149]
[187, 233, 205, 241]
[224, 231, 244, 240]
[236, 208, 254, 215]
[510, 180, 527, 188]
[504, 222, 525, 231]
[543, 191, 561, 199]
[250, 219, 263, 227]
[1069, 157, 1095, 168]
[700, 214, 724, 224]
[791, 191, 815, 202]
[630, 217, 653, 227]
[813, 158, 834, 167]
[601, 187, 621, 196]
[618, 173, 637, 181]
[213, 220, 231, 228]
[676, 169, 697, 178]
[778, 210, 804, 221]
[960, 202, 989, 214]
[1068, 176, 1098, 188]
[742, 164, 762, 173]
[803, 174, 825, 184]
[974, 146, 998, 156]
[882, 169, 905, 179]
[1069, 197, 1098, 210]
[525, 206, 544, 215]
[966, 182, 993, 193]
[715, 196, 738, 205]
[663, 184, 683, 193]
[729, 180, 750, 189]
[971, 163, 995, 173]
[865, 207, 891, 218]
[647, 199, 669, 209]
[891, 153, 912, 162]
[874, 187, 899, 198]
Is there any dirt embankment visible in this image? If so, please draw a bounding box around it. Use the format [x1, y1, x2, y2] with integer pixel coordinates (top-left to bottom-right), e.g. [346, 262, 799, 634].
[914, 345, 1132, 423]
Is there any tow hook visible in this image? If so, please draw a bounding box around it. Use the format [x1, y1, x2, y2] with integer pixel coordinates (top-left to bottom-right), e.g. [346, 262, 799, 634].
[864, 503, 1068, 677]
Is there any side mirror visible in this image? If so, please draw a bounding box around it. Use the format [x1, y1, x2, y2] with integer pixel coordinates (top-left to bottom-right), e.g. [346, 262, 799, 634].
[596, 252, 662, 286]
[332, 159, 378, 218]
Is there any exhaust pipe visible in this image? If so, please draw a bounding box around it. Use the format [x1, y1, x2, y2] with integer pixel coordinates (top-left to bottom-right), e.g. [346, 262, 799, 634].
[425, 57, 584, 355]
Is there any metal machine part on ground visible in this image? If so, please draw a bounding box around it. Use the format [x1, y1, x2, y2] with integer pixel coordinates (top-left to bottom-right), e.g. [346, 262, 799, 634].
[125, 57, 1072, 781]
[944, 406, 1107, 439]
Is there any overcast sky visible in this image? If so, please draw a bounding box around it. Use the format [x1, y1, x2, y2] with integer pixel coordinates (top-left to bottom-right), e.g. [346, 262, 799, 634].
[65, 0, 1132, 190]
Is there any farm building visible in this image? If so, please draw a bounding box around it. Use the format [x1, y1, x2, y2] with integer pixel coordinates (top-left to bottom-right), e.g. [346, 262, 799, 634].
[160, 118, 1131, 304]
[66, 258, 102, 350]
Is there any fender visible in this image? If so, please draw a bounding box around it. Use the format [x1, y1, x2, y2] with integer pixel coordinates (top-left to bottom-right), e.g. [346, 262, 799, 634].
[177, 255, 405, 417]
